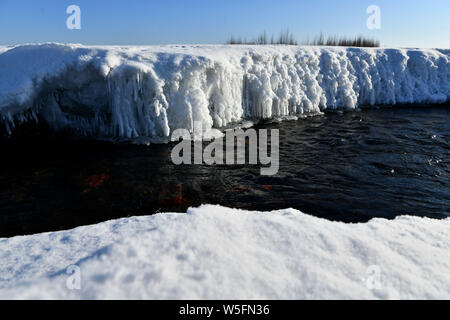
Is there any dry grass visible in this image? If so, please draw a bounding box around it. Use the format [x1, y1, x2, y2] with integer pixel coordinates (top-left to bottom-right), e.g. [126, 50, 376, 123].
[305, 33, 380, 47]
[227, 31, 298, 45]
[227, 31, 380, 47]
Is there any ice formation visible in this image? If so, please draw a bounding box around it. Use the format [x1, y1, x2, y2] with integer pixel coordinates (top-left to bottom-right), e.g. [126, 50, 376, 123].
[0, 44, 448, 140]
[0, 205, 448, 299]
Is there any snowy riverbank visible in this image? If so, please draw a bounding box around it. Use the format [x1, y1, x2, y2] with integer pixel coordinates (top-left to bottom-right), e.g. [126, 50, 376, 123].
[0, 44, 448, 141]
[0, 205, 448, 299]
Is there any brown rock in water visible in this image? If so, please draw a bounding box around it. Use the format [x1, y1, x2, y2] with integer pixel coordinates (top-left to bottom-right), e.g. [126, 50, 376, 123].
[82, 173, 110, 193]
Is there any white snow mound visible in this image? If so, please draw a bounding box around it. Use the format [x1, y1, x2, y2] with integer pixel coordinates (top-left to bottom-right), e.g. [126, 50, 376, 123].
[0, 44, 448, 140]
[0, 205, 448, 299]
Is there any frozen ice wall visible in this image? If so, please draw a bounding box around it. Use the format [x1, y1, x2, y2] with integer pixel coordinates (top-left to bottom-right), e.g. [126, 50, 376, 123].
[0, 44, 448, 141]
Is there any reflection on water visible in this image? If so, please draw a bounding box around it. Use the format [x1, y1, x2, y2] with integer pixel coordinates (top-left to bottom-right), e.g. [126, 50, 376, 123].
[0, 105, 449, 237]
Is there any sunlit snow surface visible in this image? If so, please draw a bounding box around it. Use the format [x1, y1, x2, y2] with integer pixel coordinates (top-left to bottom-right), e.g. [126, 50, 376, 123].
[0, 44, 448, 141]
[0, 205, 449, 299]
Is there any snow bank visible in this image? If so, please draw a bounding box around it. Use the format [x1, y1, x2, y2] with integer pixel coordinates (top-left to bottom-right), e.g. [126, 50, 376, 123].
[0, 44, 448, 140]
[0, 205, 448, 299]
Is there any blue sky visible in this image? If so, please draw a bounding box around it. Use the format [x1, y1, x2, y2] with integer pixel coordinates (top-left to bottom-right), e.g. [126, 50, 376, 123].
[0, 0, 449, 48]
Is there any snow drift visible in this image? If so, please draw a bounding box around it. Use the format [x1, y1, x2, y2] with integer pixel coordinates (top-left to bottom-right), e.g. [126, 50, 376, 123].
[0, 205, 448, 299]
[0, 44, 448, 141]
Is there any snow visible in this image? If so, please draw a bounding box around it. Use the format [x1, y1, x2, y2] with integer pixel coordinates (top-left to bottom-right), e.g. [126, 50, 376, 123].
[0, 205, 448, 300]
[0, 44, 448, 141]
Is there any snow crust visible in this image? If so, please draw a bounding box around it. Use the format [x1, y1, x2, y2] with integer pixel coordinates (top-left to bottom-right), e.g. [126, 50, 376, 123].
[0, 205, 448, 299]
[0, 44, 448, 140]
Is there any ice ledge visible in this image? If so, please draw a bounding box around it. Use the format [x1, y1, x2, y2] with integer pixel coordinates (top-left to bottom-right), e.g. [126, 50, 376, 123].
[0, 44, 448, 141]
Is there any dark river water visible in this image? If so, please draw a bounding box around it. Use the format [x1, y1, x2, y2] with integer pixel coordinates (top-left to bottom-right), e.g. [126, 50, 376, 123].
[0, 104, 449, 237]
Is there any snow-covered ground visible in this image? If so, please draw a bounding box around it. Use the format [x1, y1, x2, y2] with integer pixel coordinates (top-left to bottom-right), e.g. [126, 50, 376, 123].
[0, 205, 448, 300]
[0, 44, 448, 141]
